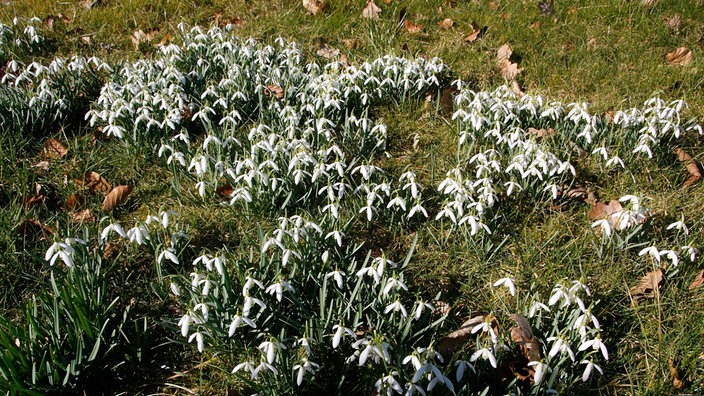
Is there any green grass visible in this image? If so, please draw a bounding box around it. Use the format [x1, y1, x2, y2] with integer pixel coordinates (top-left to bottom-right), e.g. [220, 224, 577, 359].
[1, 0, 704, 395]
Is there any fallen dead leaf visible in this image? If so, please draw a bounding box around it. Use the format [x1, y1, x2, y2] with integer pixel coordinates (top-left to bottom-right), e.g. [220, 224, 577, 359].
[70, 209, 95, 223]
[666, 47, 693, 66]
[587, 37, 598, 50]
[668, 358, 684, 389]
[588, 200, 623, 222]
[528, 127, 555, 138]
[33, 161, 50, 171]
[264, 84, 285, 100]
[641, 0, 658, 7]
[404, 19, 423, 34]
[529, 21, 541, 30]
[361, 0, 382, 19]
[438, 18, 453, 29]
[437, 315, 496, 361]
[80, 0, 100, 9]
[76, 171, 112, 195]
[42, 138, 68, 160]
[340, 54, 350, 67]
[489, 1, 499, 11]
[510, 80, 525, 97]
[102, 185, 134, 212]
[342, 38, 358, 49]
[464, 22, 483, 43]
[302, 0, 326, 15]
[216, 184, 235, 197]
[81, 35, 92, 45]
[509, 314, 541, 362]
[439, 86, 456, 116]
[497, 44, 522, 81]
[132, 28, 160, 51]
[63, 193, 85, 211]
[675, 148, 702, 187]
[316, 43, 340, 59]
[630, 269, 664, 301]
[689, 269, 704, 290]
[664, 14, 681, 31]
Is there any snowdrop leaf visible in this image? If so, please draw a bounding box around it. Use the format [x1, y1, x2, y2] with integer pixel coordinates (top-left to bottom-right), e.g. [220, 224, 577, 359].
[629, 269, 663, 302]
[675, 148, 701, 187]
[102, 185, 134, 212]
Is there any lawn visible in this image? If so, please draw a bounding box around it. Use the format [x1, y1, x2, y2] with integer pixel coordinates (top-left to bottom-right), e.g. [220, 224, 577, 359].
[0, 0, 703, 395]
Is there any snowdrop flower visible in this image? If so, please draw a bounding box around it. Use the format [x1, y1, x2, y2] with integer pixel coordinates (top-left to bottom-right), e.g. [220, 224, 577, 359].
[680, 245, 698, 262]
[228, 313, 256, 336]
[547, 335, 575, 361]
[170, 282, 181, 296]
[605, 155, 625, 169]
[188, 331, 206, 352]
[638, 246, 661, 263]
[383, 277, 408, 296]
[258, 340, 284, 364]
[293, 358, 320, 386]
[357, 265, 382, 284]
[591, 219, 612, 237]
[591, 147, 608, 160]
[529, 300, 551, 317]
[242, 275, 265, 296]
[492, 277, 516, 296]
[666, 218, 689, 235]
[384, 300, 408, 317]
[265, 279, 294, 302]
[178, 312, 192, 337]
[578, 336, 608, 360]
[375, 371, 404, 395]
[45, 240, 75, 267]
[127, 225, 150, 245]
[325, 270, 346, 289]
[470, 347, 497, 368]
[332, 324, 355, 349]
[413, 301, 434, 320]
[659, 249, 679, 267]
[232, 361, 257, 378]
[548, 285, 571, 307]
[408, 203, 428, 219]
[454, 359, 475, 382]
[158, 248, 180, 265]
[527, 361, 547, 384]
[101, 223, 126, 240]
[580, 359, 603, 382]
[242, 296, 266, 316]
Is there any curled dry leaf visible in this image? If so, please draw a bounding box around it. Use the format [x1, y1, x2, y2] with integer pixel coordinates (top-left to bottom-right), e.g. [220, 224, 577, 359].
[102, 185, 134, 212]
[63, 193, 85, 211]
[464, 22, 483, 43]
[342, 38, 358, 49]
[316, 43, 340, 59]
[528, 127, 554, 138]
[264, 84, 285, 100]
[630, 269, 663, 302]
[509, 314, 541, 362]
[438, 18, 453, 29]
[76, 171, 112, 195]
[18, 219, 54, 239]
[664, 14, 681, 31]
[42, 138, 68, 160]
[302, 0, 326, 15]
[668, 358, 684, 389]
[132, 28, 160, 50]
[675, 148, 702, 187]
[497, 44, 522, 81]
[666, 47, 693, 66]
[641, 0, 658, 7]
[404, 20, 423, 34]
[70, 209, 95, 223]
[587, 37, 598, 51]
[216, 184, 235, 197]
[436, 315, 490, 362]
[689, 269, 704, 290]
[361, 0, 382, 19]
[588, 200, 622, 221]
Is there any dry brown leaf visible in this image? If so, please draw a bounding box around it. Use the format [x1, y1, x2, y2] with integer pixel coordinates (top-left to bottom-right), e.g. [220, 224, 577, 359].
[529, 21, 541, 30]
[489, 1, 499, 11]
[361, 0, 382, 19]
[675, 148, 702, 187]
[497, 44, 512, 63]
[339, 54, 350, 67]
[132, 28, 160, 50]
[668, 358, 684, 389]
[42, 138, 68, 160]
[102, 185, 134, 212]
[63, 193, 85, 211]
[265, 84, 285, 100]
[80, 0, 100, 9]
[439, 86, 456, 116]
[666, 47, 693, 66]
[528, 127, 555, 138]
[510, 80, 525, 97]
[70, 209, 95, 223]
[689, 269, 704, 290]
[33, 161, 50, 171]
[76, 171, 112, 195]
[216, 184, 235, 197]
[587, 37, 598, 50]
[25, 194, 47, 208]
[588, 200, 622, 221]
[438, 18, 453, 29]
[342, 38, 358, 49]
[81, 36, 92, 45]
[464, 29, 481, 43]
[641, 0, 658, 7]
[434, 301, 451, 316]
[436, 315, 490, 361]
[303, 0, 326, 15]
[630, 269, 664, 301]
[509, 314, 541, 362]
[404, 20, 424, 34]
[664, 14, 681, 31]
[497, 44, 522, 81]
[316, 43, 340, 59]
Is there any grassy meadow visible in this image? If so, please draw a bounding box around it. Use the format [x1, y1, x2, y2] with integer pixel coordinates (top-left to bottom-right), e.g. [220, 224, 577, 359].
[0, 0, 703, 395]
